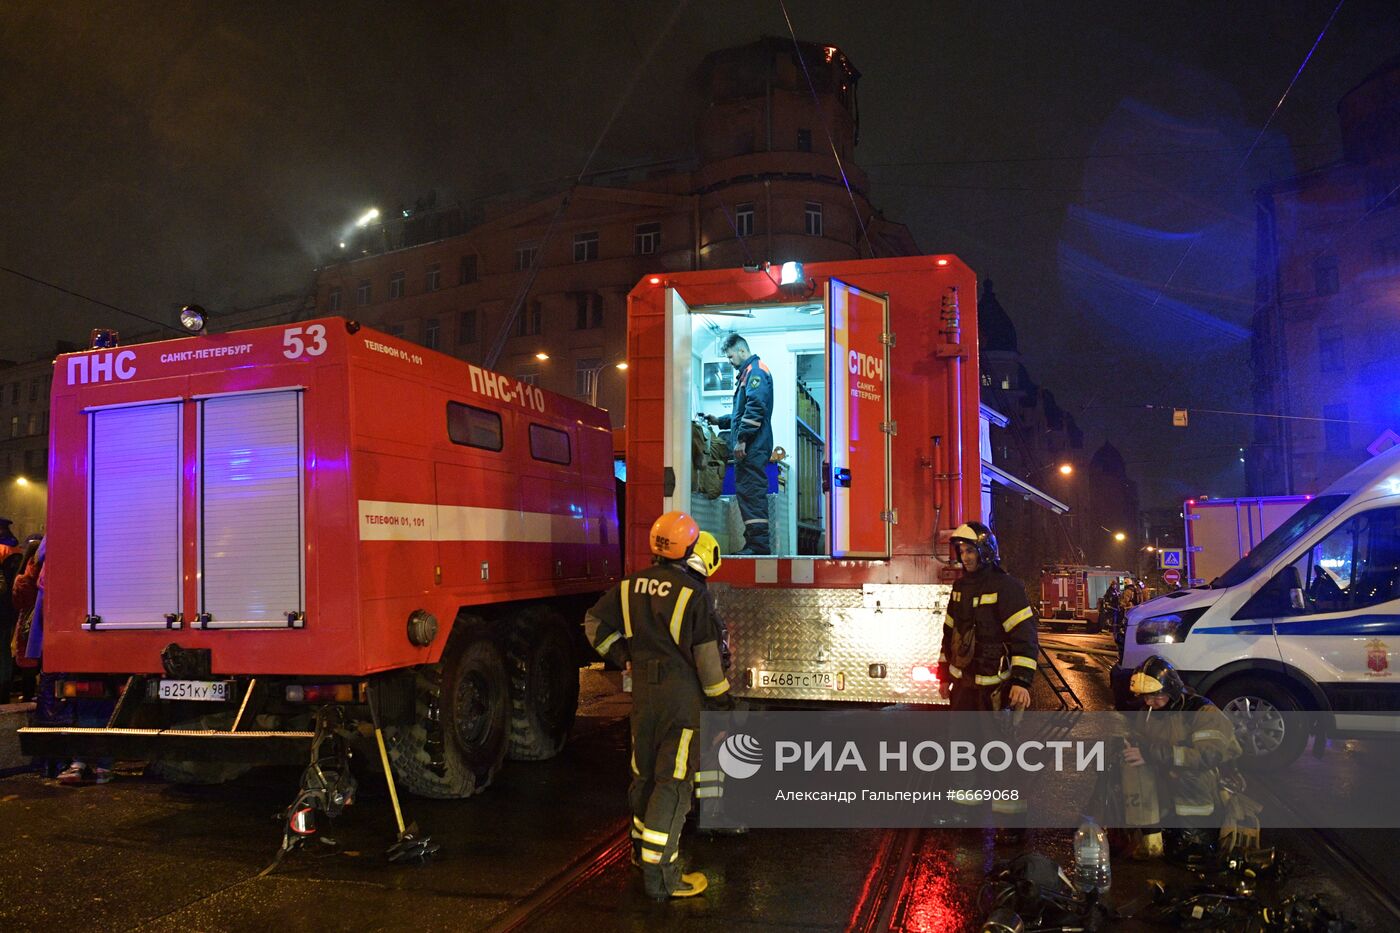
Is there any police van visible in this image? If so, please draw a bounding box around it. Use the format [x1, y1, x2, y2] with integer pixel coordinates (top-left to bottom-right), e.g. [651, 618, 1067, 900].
[1116, 444, 1400, 769]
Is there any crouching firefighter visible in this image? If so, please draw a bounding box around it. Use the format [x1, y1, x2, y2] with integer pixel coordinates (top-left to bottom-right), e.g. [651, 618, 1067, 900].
[584, 511, 732, 900]
[1120, 655, 1261, 859]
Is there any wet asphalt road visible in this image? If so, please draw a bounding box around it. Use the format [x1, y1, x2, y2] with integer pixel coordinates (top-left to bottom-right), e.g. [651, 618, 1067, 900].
[2, 633, 1397, 931]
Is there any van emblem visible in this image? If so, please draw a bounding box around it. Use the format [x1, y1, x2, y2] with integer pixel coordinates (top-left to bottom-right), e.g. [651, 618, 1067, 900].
[1366, 639, 1390, 677]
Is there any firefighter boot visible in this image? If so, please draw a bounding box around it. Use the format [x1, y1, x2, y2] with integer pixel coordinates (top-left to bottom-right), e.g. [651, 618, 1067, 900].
[643, 863, 709, 900]
[1132, 830, 1165, 860]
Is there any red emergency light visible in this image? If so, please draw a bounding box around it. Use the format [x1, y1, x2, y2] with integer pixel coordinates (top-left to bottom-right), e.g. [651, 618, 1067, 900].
[911, 665, 939, 684]
[285, 683, 359, 704]
[56, 679, 111, 699]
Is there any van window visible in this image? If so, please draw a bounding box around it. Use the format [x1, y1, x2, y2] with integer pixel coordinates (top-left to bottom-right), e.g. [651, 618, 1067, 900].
[1214, 495, 1347, 589]
[447, 402, 503, 451]
[1285, 507, 1400, 614]
[529, 423, 571, 465]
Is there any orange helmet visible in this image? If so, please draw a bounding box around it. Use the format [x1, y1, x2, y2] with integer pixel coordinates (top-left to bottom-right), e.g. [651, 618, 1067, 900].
[650, 511, 700, 560]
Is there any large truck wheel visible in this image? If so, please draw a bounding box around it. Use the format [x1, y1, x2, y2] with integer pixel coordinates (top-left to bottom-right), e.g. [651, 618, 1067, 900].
[1208, 676, 1308, 771]
[506, 611, 579, 761]
[387, 629, 511, 798]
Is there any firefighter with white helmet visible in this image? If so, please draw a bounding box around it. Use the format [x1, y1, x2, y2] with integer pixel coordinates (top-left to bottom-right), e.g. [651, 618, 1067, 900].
[584, 511, 731, 900]
[937, 521, 1038, 711]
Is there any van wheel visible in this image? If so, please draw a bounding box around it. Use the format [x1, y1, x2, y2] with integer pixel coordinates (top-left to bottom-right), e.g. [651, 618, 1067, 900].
[386, 628, 510, 798]
[1209, 677, 1307, 770]
[506, 611, 579, 761]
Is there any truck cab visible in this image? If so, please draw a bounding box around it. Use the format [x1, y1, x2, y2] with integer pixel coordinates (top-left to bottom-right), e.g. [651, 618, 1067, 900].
[1117, 445, 1400, 768]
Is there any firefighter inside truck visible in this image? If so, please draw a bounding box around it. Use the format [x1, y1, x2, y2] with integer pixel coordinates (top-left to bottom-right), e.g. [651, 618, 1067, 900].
[687, 304, 826, 557]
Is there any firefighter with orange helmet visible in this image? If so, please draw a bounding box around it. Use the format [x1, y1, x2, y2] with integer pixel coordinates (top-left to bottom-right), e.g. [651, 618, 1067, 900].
[584, 511, 730, 900]
[937, 521, 1038, 712]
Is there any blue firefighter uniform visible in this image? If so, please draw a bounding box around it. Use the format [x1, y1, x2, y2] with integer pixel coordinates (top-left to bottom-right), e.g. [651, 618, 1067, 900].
[714, 355, 774, 554]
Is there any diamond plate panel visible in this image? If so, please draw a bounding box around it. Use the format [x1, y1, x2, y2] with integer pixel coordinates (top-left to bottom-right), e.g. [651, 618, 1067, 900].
[712, 584, 950, 704]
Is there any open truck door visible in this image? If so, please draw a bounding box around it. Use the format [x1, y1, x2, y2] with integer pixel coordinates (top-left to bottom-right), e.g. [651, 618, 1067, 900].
[827, 278, 891, 560]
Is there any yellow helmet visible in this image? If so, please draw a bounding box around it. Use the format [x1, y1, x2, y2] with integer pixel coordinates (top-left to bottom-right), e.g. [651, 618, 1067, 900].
[686, 531, 723, 577]
[650, 511, 700, 560]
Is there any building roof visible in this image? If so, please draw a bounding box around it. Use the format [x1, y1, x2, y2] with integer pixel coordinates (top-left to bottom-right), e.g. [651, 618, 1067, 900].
[978, 279, 1018, 353]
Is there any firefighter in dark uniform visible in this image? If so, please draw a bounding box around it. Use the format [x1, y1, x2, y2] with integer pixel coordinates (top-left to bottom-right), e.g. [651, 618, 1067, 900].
[585, 511, 732, 900]
[936, 522, 1038, 823]
[936, 522, 1038, 712]
[704, 333, 773, 555]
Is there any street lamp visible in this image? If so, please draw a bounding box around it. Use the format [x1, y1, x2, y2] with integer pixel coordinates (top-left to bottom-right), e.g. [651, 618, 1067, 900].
[1113, 531, 1127, 542]
[15, 476, 28, 487]
[588, 361, 629, 408]
[535, 352, 550, 361]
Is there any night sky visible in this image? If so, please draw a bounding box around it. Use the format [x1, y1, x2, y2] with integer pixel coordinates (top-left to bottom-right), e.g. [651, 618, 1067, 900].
[3, 1, 1398, 507]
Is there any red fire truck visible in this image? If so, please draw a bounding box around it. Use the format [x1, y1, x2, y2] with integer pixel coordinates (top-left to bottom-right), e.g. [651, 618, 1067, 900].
[1039, 565, 1131, 632]
[21, 320, 618, 797]
[624, 255, 981, 703]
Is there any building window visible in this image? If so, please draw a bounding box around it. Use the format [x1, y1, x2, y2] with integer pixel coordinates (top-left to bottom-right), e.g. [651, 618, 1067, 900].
[426, 263, 441, 292]
[356, 279, 372, 306]
[7, 384, 16, 405]
[9, 416, 18, 438]
[1318, 325, 1344, 373]
[386, 322, 405, 338]
[797, 128, 812, 152]
[517, 300, 542, 337]
[515, 244, 538, 272]
[1324, 404, 1349, 452]
[458, 309, 478, 344]
[1373, 233, 1400, 269]
[424, 318, 441, 350]
[515, 371, 540, 386]
[573, 231, 599, 263]
[1313, 255, 1339, 296]
[805, 202, 824, 237]
[27, 412, 38, 435]
[447, 402, 503, 452]
[575, 292, 603, 330]
[735, 203, 755, 238]
[327, 287, 342, 313]
[459, 254, 478, 284]
[576, 357, 602, 400]
[389, 272, 406, 299]
[634, 222, 661, 255]
[528, 423, 572, 465]
[29, 379, 38, 402]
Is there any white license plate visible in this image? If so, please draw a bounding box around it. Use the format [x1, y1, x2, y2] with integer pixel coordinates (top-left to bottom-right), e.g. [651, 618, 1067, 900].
[158, 679, 232, 702]
[756, 670, 836, 690]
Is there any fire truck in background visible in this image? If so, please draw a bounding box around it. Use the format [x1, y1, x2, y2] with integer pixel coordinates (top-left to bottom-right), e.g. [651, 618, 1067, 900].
[625, 255, 983, 704]
[1184, 495, 1311, 587]
[22, 320, 619, 797]
[1039, 565, 1131, 633]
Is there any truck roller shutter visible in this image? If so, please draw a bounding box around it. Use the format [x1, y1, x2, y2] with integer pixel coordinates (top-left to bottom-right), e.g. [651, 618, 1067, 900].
[198, 390, 306, 628]
[89, 402, 183, 629]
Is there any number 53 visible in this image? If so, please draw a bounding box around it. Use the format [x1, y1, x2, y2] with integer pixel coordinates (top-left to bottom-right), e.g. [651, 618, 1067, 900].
[283, 324, 328, 359]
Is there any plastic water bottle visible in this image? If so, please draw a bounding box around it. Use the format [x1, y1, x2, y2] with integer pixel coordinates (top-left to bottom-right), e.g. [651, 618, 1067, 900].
[1073, 818, 1111, 895]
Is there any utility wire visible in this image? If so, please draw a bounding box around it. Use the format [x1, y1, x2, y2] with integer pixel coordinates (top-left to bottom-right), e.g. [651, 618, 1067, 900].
[1, 263, 183, 335]
[1081, 402, 1386, 427]
[777, 0, 876, 259]
[868, 141, 1334, 169]
[483, 0, 689, 369]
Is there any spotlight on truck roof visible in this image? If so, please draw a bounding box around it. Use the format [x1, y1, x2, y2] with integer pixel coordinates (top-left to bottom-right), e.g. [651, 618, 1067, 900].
[779, 261, 804, 286]
[179, 304, 208, 334]
[90, 328, 119, 349]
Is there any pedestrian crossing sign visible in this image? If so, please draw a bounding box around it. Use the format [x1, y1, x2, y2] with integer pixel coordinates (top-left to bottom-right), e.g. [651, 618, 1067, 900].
[1159, 549, 1184, 569]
